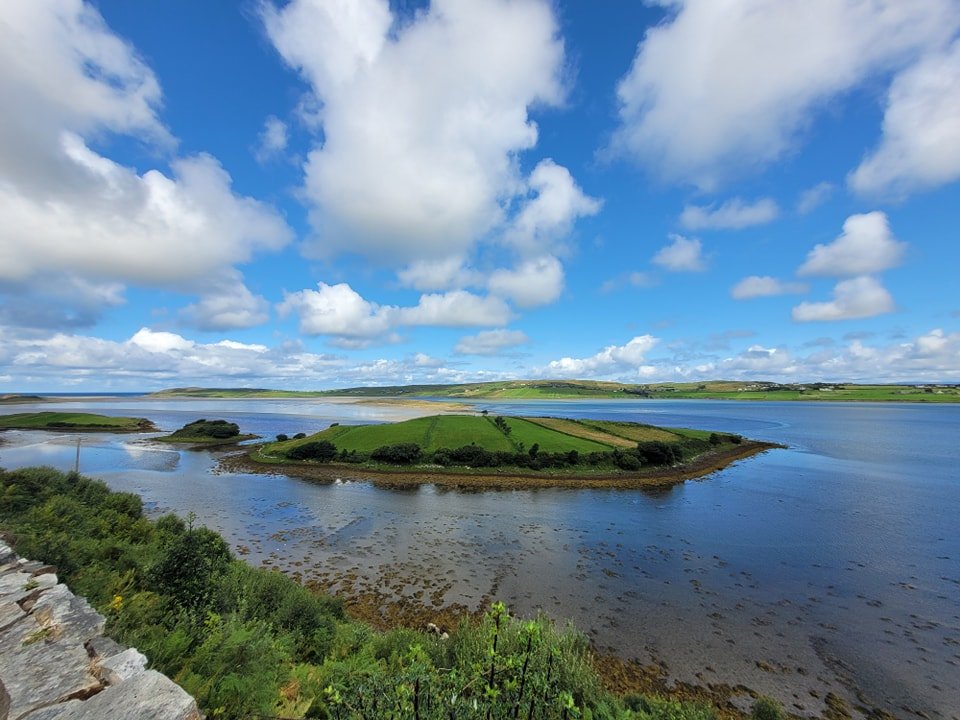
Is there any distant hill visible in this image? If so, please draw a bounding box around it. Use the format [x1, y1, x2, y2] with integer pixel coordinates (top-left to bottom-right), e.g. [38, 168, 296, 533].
[150, 380, 960, 402]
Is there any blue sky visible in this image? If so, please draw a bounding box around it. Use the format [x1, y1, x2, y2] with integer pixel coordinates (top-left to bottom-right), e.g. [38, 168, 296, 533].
[1, 0, 959, 391]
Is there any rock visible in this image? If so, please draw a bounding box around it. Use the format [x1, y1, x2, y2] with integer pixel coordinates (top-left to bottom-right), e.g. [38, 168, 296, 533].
[0, 612, 102, 720]
[0, 600, 26, 634]
[96, 648, 147, 686]
[30, 586, 104, 644]
[0, 573, 57, 606]
[1, 676, 11, 720]
[18, 671, 199, 720]
[0, 541, 15, 565]
[84, 637, 124, 662]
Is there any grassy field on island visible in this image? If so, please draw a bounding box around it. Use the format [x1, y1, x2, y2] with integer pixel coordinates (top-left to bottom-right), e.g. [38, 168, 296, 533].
[150, 379, 960, 402]
[248, 414, 767, 486]
[269, 414, 668, 458]
[0, 411, 155, 432]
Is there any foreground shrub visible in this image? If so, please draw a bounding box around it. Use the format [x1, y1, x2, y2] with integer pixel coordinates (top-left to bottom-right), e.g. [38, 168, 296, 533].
[0, 466, 727, 720]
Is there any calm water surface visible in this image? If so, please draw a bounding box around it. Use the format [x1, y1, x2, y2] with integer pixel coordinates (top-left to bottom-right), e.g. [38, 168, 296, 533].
[1, 399, 957, 719]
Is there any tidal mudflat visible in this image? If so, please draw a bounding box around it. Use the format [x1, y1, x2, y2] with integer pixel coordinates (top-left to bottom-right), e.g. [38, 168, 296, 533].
[1, 398, 957, 718]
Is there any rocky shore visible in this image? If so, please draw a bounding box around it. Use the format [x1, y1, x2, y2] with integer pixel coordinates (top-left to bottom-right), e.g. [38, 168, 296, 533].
[0, 540, 199, 720]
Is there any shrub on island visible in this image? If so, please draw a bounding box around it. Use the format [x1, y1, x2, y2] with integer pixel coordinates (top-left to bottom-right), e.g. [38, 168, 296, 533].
[286, 440, 337, 462]
[170, 419, 240, 440]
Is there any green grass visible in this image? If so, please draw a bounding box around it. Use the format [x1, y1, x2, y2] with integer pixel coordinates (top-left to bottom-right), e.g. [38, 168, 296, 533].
[151, 380, 960, 402]
[500, 417, 615, 453]
[0, 412, 154, 432]
[579, 420, 681, 443]
[272, 415, 517, 455]
[258, 414, 737, 474]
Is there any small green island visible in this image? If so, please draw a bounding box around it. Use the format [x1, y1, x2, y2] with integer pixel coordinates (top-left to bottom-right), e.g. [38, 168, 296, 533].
[236, 413, 778, 489]
[156, 418, 258, 446]
[0, 411, 156, 433]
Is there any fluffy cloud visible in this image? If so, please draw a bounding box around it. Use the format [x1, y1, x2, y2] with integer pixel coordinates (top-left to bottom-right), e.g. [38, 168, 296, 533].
[613, 0, 959, 187]
[398, 291, 513, 328]
[277, 283, 393, 339]
[792, 276, 895, 322]
[0, 275, 124, 330]
[504, 160, 601, 255]
[0, 0, 292, 319]
[679, 197, 779, 230]
[455, 329, 529, 356]
[0, 325, 531, 389]
[798, 212, 906, 277]
[0, 143, 291, 285]
[543, 335, 660, 378]
[264, 0, 575, 263]
[488, 256, 565, 308]
[277, 282, 513, 340]
[796, 182, 835, 214]
[850, 39, 960, 196]
[652, 235, 706, 272]
[396, 257, 480, 292]
[731, 276, 808, 300]
[537, 329, 960, 383]
[180, 275, 271, 331]
[256, 115, 289, 161]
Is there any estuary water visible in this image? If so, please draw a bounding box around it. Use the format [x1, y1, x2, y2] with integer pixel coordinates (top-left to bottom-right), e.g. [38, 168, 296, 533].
[0, 398, 957, 719]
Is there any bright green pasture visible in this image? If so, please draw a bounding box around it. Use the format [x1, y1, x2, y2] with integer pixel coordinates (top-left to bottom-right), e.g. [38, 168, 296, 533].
[0, 412, 148, 431]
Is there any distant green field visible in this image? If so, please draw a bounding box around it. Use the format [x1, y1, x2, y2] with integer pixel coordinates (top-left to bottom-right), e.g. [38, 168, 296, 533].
[0, 412, 154, 432]
[151, 380, 960, 402]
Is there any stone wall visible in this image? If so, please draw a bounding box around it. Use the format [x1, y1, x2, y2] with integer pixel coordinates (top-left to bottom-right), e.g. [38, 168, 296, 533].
[0, 540, 200, 720]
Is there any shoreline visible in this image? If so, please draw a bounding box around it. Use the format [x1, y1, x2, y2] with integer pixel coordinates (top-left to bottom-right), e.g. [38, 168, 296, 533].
[220, 440, 782, 491]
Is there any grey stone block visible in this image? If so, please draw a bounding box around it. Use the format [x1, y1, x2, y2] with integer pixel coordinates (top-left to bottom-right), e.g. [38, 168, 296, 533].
[96, 648, 146, 686]
[18, 671, 199, 720]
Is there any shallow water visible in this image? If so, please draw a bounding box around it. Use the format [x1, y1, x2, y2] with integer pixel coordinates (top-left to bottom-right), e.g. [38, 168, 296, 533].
[1, 398, 957, 718]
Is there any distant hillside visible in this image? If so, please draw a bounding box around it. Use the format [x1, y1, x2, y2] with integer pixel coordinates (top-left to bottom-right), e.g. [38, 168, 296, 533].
[151, 380, 960, 402]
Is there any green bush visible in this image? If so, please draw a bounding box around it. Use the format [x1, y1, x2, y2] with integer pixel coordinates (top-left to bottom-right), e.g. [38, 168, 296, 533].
[751, 696, 785, 720]
[148, 527, 232, 613]
[636, 441, 679, 466]
[370, 443, 423, 464]
[170, 419, 240, 439]
[287, 440, 337, 462]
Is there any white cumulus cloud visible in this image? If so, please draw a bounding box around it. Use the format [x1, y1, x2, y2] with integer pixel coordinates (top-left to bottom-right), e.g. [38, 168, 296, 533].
[504, 159, 601, 255]
[792, 276, 895, 322]
[732, 276, 808, 300]
[278, 282, 513, 341]
[256, 115, 289, 161]
[652, 235, 706, 272]
[455, 329, 529, 356]
[798, 212, 906, 277]
[850, 39, 960, 196]
[0, 0, 292, 320]
[263, 0, 574, 263]
[613, 0, 959, 188]
[488, 256, 565, 308]
[679, 197, 779, 230]
[543, 335, 660, 378]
